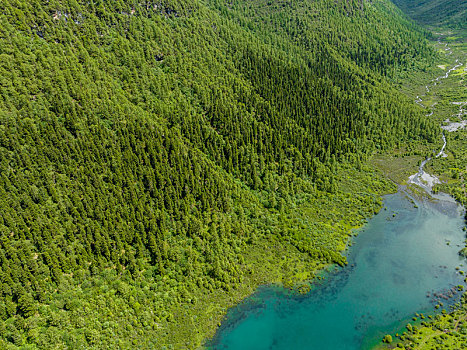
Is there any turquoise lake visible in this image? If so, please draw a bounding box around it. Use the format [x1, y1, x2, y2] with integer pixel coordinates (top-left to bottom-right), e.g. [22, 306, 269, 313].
[209, 192, 466, 349]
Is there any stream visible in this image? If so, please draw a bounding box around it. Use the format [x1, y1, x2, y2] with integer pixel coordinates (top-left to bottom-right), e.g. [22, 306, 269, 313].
[409, 36, 465, 191]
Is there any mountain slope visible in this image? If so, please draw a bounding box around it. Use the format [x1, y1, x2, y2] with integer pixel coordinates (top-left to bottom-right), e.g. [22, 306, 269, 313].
[392, 0, 467, 28]
[0, 0, 438, 348]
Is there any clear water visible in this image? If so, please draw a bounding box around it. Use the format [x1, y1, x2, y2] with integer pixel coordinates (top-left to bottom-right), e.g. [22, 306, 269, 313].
[209, 192, 466, 350]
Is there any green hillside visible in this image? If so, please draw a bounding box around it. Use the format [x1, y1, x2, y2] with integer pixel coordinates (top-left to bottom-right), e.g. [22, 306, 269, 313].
[392, 0, 467, 29]
[0, 0, 438, 348]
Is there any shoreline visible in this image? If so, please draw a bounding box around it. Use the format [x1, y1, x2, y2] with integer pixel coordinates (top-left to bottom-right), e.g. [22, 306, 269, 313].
[370, 26, 467, 350]
[209, 189, 466, 349]
[202, 178, 395, 348]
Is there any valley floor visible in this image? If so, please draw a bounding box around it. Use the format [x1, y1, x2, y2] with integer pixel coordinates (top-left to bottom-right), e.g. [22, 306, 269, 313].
[373, 27, 467, 350]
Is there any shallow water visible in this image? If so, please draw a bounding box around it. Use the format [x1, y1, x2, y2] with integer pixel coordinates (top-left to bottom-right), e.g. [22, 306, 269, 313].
[209, 192, 466, 350]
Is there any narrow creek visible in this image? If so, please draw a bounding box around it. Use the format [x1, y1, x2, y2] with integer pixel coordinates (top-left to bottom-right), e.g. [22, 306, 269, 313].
[409, 35, 464, 190]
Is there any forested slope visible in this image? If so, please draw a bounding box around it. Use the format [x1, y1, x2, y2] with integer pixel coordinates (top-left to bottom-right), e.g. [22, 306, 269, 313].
[0, 0, 438, 348]
[392, 0, 466, 28]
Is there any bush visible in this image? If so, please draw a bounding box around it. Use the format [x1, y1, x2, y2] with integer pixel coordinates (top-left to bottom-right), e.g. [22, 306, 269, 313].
[383, 334, 393, 343]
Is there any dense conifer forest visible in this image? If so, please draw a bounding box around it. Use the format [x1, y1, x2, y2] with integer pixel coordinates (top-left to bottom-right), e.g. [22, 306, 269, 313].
[0, 0, 441, 348]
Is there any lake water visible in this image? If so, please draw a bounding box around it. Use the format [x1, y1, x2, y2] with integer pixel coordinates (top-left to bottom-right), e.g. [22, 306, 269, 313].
[209, 191, 466, 350]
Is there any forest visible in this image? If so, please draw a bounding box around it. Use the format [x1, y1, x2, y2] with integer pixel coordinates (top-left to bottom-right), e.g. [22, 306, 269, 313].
[0, 0, 441, 348]
[392, 0, 466, 29]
